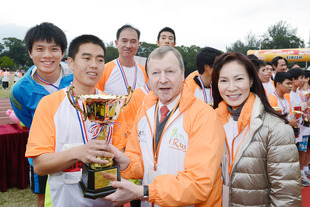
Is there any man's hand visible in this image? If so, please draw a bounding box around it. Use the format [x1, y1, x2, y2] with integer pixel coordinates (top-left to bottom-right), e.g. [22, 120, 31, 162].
[108, 144, 130, 170]
[75, 139, 114, 165]
[102, 178, 143, 206]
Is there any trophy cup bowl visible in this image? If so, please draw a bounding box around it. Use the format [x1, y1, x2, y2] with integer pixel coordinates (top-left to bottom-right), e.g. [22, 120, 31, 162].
[272, 107, 282, 114]
[67, 86, 132, 199]
[293, 110, 303, 119]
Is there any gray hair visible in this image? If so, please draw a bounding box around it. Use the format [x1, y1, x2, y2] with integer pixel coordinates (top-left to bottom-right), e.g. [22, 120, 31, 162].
[147, 46, 184, 71]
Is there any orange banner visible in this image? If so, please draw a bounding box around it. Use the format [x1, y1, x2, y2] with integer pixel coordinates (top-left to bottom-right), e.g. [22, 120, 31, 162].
[247, 48, 310, 62]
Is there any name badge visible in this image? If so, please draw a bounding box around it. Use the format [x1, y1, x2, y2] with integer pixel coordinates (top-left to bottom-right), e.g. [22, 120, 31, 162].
[63, 171, 82, 184]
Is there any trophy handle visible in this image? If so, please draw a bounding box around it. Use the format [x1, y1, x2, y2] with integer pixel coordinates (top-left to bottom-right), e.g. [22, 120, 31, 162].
[122, 86, 133, 109]
[66, 86, 87, 121]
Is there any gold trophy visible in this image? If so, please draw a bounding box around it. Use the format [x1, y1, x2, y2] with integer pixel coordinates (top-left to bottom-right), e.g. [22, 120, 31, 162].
[67, 86, 132, 199]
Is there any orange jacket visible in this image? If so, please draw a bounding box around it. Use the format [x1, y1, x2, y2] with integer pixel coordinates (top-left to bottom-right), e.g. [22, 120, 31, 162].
[122, 83, 225, 206]
[96, 59, 147, 95]
[122, 85, 149, 136]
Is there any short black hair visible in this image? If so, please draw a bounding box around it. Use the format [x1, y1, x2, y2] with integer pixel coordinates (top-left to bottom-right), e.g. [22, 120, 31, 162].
[287, 68, 305, 79]
[116, 24, 140, 40]
[247, 54, 258, 60]
[196, 47, 222, 74]
[24, 22, 67, 54]
[157, 27, 176, 42]
[68, 34, 106, 60]
[271, 56, 288, 67]
[265, 61, 274, 70]
[251, 59, 266, 72]
[288, 62, 300, 69]
[274, 72, 292, 87]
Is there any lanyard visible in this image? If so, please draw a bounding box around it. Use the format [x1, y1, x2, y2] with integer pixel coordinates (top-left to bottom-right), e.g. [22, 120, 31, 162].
[273, 92, 286, 113]
[152, 100, 180, 171]
[35, 71, 60, 90]
[116, 58, 137, 93]
[198, 75, 212, 104]
[226, 123, 249, 181]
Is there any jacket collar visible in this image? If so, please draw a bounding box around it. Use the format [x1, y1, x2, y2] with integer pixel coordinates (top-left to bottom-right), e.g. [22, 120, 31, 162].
[143, 82, 195, 114]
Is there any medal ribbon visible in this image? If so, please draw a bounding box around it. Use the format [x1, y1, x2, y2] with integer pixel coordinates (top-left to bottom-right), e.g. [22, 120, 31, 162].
[116, 58, 137, 93]
[35, 71, 60, 90]
[144, 83, 150, 93]
[273, 92, 286, 113]
[70, 89, 88, 144]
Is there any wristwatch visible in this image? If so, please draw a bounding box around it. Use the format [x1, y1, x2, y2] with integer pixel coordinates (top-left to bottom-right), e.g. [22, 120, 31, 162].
[140, 185, 149, 201]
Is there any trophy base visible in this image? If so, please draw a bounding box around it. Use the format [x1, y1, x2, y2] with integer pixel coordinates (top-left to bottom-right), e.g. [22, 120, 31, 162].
[79, 162, 120, 199]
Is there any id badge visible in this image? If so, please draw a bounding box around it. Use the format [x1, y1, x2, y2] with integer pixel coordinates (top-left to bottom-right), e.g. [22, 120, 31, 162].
[63, 171, 82, 184]
[148, 167, 161, 184]
[222, 184, 229, 207]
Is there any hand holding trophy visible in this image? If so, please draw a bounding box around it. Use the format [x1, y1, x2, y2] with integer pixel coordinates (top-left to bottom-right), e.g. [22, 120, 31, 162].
[67, 86, 132, 199]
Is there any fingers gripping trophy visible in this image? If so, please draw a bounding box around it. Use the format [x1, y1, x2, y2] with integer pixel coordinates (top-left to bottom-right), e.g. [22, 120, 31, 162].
[67, 86, 132, 199]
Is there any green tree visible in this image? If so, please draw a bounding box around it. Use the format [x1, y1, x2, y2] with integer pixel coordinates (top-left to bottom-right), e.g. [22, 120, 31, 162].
[0, 42, 4, 54]
[226, 32, 260, 54]
[1, 37, 31, 68]
[261, 21, 304, 49]
[0, 56, 14, 68]
[105, 41, 118, 62]
[137, 42, 157, 57]
[176, 45, 201, 77]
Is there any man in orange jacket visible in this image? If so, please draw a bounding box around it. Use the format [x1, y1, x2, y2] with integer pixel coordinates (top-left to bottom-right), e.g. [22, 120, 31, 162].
[102, 46, 225, 206]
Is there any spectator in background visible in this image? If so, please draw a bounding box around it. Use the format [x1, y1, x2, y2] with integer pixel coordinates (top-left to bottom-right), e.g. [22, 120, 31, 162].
[299, 70, 310, 186]
[96, 24, 147, 96]
[286, 68, 310, 187]
[2, 67, 10, 89]
[300, 70, 310, 181]
[185, 46, 222, 106]
[288, 62, 301, 70]
[9, 22, 73, 207]
[212, 52, 301, 206]
[271, 56, 288, 79]
[14, 69, 21, 83]
[156, 27, 176, 48]
[0, 67, 2, 88]
[262, 61, 276, 96]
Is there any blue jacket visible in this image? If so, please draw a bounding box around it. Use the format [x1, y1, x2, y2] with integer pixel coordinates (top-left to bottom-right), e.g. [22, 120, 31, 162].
[9, 63, 73, 129]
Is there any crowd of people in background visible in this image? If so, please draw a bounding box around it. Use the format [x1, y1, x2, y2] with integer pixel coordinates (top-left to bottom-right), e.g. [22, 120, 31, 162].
[6, 21, 309, 206]
[0, 67, 23, 89]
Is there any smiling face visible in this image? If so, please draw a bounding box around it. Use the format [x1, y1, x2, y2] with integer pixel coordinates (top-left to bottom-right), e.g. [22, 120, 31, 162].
[115, 28, 139, 60]
[147, 51, 184, 105]
[68, 43, 105, 94]
[29, 39, 64, 76]
[218, 61, 253, 110]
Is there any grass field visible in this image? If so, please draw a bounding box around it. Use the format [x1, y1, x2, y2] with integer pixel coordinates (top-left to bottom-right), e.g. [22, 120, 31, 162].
[0, 187, 36, 207]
